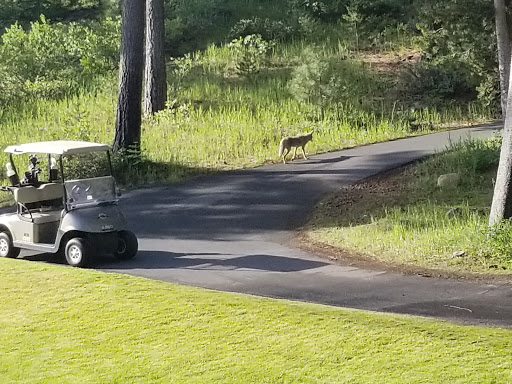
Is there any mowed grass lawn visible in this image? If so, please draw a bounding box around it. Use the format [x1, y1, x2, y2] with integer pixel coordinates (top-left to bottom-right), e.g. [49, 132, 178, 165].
[0, 259, 511, 383]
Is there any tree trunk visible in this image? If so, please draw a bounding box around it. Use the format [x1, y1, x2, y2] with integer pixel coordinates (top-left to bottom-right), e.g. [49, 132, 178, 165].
[113, 0, 145, 152]
[494, 0, 511, 117]
[144, 0, 167, 116]
[489, 74, 512, 225]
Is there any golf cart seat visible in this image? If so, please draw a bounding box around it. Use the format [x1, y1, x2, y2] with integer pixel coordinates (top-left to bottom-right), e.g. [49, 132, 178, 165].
[14, 183, 64, 205]
[13, 183, 64, 223]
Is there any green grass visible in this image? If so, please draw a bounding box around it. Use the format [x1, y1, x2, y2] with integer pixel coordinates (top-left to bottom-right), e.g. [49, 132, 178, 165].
[0, 258, 511, 383]
[0, 40, 494, 187]
[305, 136, 512, 274]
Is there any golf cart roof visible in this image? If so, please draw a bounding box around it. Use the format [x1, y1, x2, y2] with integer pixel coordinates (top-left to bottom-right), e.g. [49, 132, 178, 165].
[4, 140, 111, 156]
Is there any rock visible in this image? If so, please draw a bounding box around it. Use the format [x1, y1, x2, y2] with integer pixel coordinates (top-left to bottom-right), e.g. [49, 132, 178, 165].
[452, 250, 466, 258]
[437, 173, 460, 188]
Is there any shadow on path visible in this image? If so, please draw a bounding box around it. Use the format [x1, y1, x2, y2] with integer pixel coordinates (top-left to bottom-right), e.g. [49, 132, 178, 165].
[96, 250, 329, 272]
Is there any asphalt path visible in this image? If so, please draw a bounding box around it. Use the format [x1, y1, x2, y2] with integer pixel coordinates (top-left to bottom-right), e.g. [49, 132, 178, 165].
[30, 121, 512, 326]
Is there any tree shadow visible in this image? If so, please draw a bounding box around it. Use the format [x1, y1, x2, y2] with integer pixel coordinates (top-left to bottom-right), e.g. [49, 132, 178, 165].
[19, 249, 329, 273]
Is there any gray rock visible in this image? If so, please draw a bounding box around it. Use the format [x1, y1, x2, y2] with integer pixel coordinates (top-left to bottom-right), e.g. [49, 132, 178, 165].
[437, 173, 460, 188]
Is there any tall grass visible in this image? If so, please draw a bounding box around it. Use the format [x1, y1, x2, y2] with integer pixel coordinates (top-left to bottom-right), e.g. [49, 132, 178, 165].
[0, 37, 495, 192]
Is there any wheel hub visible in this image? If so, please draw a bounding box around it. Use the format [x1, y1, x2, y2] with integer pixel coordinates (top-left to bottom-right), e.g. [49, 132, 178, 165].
[68, 245, 82, 262]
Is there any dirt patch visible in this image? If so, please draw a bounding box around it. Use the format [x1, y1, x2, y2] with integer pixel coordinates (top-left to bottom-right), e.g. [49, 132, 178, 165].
[296, 164, 512, 283]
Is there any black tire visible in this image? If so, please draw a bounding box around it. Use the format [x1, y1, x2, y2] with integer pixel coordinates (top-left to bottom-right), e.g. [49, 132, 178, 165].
[64, 238, 91, 267]
[0, 232, 20, 259]
[114, 230, 138, 260]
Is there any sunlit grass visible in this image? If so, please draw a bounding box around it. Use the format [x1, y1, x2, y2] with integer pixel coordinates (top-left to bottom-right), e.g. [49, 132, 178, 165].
[0, 258, 511, 383]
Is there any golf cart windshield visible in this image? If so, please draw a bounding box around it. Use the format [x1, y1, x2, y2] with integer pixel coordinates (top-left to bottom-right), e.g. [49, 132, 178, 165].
[65, 176, 117, 209]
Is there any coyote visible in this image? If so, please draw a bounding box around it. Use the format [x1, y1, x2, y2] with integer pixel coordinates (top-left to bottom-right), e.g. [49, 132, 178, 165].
[278, 131, 314, 164]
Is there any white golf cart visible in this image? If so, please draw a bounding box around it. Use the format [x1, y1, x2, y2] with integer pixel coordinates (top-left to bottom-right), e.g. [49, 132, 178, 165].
[0, 140, 138, 267]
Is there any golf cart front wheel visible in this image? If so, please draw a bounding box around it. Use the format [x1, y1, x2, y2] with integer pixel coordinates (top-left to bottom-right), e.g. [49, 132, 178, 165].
[0, 232, 20, 258]
[114, 230, 138, 260]
[65, 238, 91, 267]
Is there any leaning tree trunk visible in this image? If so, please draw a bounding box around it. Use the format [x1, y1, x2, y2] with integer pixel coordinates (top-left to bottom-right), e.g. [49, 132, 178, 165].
[494, 0, 511, 118]
[113, 0, 145, 152]
[489, 71, 512, 225]
[144, 0, 167, 116]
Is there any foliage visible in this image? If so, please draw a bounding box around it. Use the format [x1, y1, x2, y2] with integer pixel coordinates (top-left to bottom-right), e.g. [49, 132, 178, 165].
[164, 0, 234, 55]
[227, 17, 296, 42]
[168, 52, 203, 93]
[0, 15, 120, 105]
[0, 0, 106, 31]
[414, 0, 498, 110]
[288, 47, 382, 109]
[485, 219, 512, 263]
[398, 59, 479, 106]
[351, 0, 413, 26]
[288, 50, 341, 106]
[288, 0, 350, 22]
[228, 34, 273, 77]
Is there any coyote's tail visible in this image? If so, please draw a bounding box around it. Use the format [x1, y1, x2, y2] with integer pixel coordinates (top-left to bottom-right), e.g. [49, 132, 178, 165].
[278, 139, 285, 157]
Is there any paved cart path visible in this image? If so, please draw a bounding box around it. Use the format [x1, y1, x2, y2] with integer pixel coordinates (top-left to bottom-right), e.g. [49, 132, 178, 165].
[96, 122, 510, 326]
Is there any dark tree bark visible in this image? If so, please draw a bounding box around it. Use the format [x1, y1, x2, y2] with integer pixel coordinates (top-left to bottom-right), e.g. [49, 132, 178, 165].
[113, 0, 145, 152]
[144, 0, 167, 116]
[494, 0, 511, 117]
[489, 74, 512, 225]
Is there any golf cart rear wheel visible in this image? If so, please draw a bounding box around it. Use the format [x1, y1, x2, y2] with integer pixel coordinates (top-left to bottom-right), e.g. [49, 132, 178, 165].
[114, 230, 138, 260]
[65, 238, 91, 267]
[0, 232, 20, 258]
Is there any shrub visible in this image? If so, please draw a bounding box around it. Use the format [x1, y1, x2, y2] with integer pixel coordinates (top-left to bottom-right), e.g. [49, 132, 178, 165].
[228, 34, 273, 78]
[288, 52, 339, 106]
[288, 0, 350, 23]
[414, 0, 498, 110]
[227, 17, 295, 42]
[288, 47, 380, 108]
[398, 59, 478, 105]
[0, 15, 120, 105]
[0, 0, 105, 31]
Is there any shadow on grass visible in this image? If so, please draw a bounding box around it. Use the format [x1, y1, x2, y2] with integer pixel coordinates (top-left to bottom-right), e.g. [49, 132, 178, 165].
[113, 158, 216, 189]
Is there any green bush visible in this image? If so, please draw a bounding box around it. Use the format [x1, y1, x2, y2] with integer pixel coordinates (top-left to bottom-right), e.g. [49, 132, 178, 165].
[398, 60, 478, 105]
[228, 34, 273, 78]
[164, 0, 235, 55]
[288, 52, 340, 106]
[288, 0, 350, 22]
[0, 0, 105, 31]
[227, 17, 296, 42]
[415, 0, 497, 110]
[0, 15, 120, 105]
[288, 47, 382, 109]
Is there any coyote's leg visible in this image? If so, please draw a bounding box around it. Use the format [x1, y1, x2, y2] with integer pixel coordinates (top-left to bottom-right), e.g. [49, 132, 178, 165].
[301, 145, 308, 160]
[292, 147, 298, 160]
[282, 148, 290, 164]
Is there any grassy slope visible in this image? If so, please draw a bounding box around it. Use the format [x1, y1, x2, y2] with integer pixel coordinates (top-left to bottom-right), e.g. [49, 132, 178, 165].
[0, 258, 511, 383]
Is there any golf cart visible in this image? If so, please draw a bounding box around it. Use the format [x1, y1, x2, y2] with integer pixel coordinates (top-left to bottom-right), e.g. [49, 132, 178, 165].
[0, 140, 138, 267]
